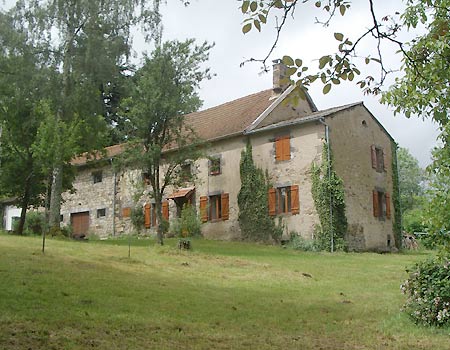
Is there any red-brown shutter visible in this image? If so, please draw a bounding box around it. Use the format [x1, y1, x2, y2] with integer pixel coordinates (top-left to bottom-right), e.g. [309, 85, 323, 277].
[268, 188, 276, 216]
[221, 193, 229, 220]
[385, 192, 391, 219]
[200, 196, 208, 222]
[291, 185, 299, 215]
[144, 204, 151, 228]
[371, 145, 377, 169]
[122, 207, 131, 218]
[372, 190, 379, 217]
[275, 138, 282, 161]
[282, 137, 290, 160]
[162, 201, 169, 221]
[383, 149, 388, 172]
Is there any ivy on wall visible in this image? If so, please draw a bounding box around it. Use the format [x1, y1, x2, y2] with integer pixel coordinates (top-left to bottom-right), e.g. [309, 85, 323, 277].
[311, 143, 348, 251]
[238, 141, 282, 242]
[391, 141, 402, 249]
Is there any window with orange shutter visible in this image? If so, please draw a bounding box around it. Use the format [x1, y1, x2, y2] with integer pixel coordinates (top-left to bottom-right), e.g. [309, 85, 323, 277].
[275, 135, 291, 161]
[373, 189, 390, 219]
[269, 185, 299, 215]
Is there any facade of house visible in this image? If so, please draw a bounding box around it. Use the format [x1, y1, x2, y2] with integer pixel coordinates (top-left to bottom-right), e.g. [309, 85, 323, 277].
[61, 62, 398, 251]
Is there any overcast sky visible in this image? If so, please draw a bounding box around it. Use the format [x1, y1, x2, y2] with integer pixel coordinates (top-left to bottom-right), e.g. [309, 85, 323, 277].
[1, 0, 440, 167]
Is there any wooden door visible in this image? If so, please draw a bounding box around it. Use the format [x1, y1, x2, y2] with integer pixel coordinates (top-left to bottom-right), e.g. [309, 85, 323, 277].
[71, 212, 90, 238]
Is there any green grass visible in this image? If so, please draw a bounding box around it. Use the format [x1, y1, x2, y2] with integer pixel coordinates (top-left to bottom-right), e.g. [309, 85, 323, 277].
[0, 234, 449, 349]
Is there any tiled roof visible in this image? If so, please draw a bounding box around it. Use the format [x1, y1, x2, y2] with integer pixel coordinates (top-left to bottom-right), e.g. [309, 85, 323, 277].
[71, 143, 125, 165]
[185, 89, 275, 141]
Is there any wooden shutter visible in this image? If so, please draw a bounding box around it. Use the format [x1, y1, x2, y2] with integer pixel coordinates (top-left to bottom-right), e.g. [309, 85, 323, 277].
[371, 145, 377, 169]
[144, 204, 151, 228]
[221, 193, 229, 220]
[282, 137, 290, 160]
[383, 149, 388, 172]
[268, 188, 276, 216]
[372, 190, 379, 217]
[275, 138, 282, 161]
[122, 207, 131, 218]
[385, 193, 391, 219]
[162, 201, 169, 221]
[291, 185, 299, 215]
[200, 196, 208, 222]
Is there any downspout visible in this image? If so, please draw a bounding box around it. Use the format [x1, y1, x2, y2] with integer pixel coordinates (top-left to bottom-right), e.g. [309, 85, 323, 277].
[110, 158, 117, 237]
[319, 118, 334, 253]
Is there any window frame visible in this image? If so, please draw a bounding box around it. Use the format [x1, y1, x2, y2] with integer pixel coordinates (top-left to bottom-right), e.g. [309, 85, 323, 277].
[209, 156, 221, 176]
[96, 208, 106, 218]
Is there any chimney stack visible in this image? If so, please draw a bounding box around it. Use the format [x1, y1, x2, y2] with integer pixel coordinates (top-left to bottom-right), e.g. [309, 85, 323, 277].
[272, 59, 288, 96]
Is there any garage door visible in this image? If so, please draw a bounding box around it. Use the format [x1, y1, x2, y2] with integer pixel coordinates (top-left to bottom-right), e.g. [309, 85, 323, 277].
[71, 212, 90, 238]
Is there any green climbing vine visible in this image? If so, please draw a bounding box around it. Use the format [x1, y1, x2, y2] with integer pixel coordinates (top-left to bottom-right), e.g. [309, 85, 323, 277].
[311, 143, 348, 251]
[238, 141, 283, 242]
[391, 141, 402, 249]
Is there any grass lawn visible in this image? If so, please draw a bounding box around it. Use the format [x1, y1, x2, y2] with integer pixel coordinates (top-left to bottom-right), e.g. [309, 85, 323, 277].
[0, 234, 449, 349]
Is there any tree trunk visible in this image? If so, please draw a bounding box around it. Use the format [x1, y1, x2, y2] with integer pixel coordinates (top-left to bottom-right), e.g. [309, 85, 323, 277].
[16, 172, 32, 235]
[155, 201, 164, 246]
[49, 162, 63, 229]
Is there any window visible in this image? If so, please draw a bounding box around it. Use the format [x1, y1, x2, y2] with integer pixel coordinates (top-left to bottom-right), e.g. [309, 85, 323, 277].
[180, 163, 192, 181]
[97, 208, 106, 218]
[143, 172, 151, 185]
[200, 193, 229, 222]
[60, 214, 64, 222]
[268, 185, 299, 216]
[144, 202, 169, 228]
[209, 156, 221, 175]
[93, 171, 103, 184]
[371, 145, 386, 172]
[275, 135, 291, 161]
[372, 190, 391, 219]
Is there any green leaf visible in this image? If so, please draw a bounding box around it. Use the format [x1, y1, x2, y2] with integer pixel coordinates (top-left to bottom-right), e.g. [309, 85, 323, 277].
[340, 4, 346, 16]
[323, 83, 332, 94]
[258, 14, 267, 24]
[319, 56, 329, 69]
[242, 23, 252, 34]
[315, 1, 321, 7]
[250, 1, 257, 12]
[282, 55, 294, 66]
[334, 32, 344, 41]
[254, 19, 261, 31]
[332, 78, 340, 85]
[241, 1, 250, 13]
[295, 58, 303, 67]
[365, 57, 370, 64]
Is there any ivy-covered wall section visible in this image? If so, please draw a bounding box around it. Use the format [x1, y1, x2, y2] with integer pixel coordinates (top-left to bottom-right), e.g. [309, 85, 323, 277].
[238, 141, 282, 242]
[391, 141, 402, 249]
[311, 143, 348, 251]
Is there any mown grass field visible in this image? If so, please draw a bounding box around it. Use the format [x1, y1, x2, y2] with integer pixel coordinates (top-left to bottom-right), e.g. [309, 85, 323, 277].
[0, 234, 449, 349]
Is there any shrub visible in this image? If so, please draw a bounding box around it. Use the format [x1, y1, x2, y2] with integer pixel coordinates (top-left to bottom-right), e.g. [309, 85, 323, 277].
[289, 231, 318, 251]
[130, 206, 145, 233]
[179, 204, 201, 237]
[23, 212, 47, 235]
[401, 254, 450, 326]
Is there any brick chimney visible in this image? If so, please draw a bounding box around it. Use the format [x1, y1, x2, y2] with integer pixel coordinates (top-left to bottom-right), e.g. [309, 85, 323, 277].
[272, 59, 288, 96]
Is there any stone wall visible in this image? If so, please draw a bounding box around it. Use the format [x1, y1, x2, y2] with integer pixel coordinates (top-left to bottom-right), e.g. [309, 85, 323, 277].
[327, 105, 395, 251]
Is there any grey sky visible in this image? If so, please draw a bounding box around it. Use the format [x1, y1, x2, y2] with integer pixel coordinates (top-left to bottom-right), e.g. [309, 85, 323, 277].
[1, 0, 439, 167]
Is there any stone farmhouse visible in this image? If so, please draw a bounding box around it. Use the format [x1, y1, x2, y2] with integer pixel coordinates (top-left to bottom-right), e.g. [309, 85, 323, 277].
[61, 61, 398, 251]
